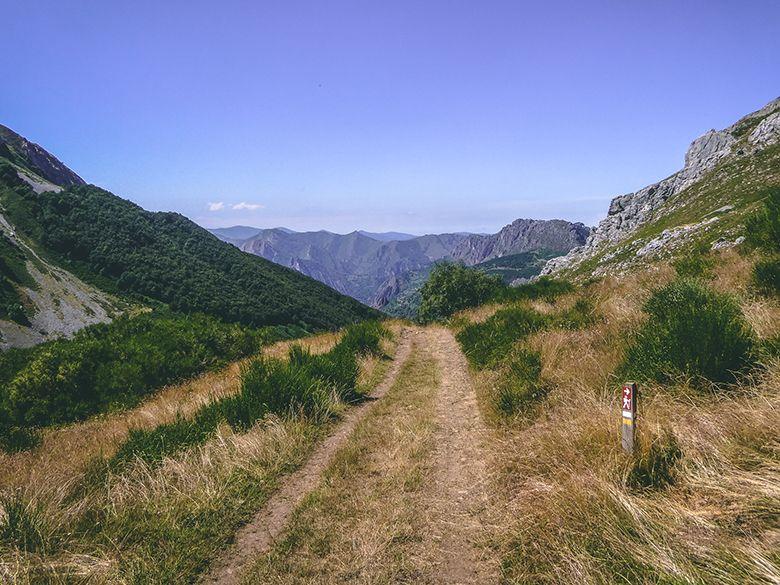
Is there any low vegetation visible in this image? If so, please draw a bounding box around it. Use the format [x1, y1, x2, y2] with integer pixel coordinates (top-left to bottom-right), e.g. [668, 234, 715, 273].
[417, 262, 501, 322]
[746, 186, 780, 295]
[0, 232, 36, 324]
[452, 279, 594, 422]
[672, 241, 715, 278]
[111, 321, 388, 466]
[619, 278, 756, 386]
[0, 311, 298, 452]
[417, 260, 574, 322]
[452, 253, 779, 583]
[246, 341, 438, 583]
[0, 321, 394, 583]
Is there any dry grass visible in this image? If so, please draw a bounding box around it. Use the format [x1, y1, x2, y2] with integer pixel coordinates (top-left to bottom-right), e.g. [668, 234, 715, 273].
[244, 337, 439, 584]
[0, 326, 399, 584]
[476, 262, 780, 584]
[0, 330, 342, 493]
[710, 249, 758, 295]
[452, 302, 503, 325]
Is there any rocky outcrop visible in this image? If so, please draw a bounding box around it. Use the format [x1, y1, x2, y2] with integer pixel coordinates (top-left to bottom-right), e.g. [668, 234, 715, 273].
[543, 97, 780, 276]
[451, 219, 590, 265]
[748, 111, 780, 148]
[0, 124, 85, 188]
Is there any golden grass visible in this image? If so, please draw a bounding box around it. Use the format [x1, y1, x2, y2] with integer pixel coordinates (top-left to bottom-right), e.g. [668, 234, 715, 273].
[452, 302, 503, 325]
[0, 326, 398, 584]
[477, 262, 780, 583]
[244, 338, 439, 584]
[0, 330, 342, 493]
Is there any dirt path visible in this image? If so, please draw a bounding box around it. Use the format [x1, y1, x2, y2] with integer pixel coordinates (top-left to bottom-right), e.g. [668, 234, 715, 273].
[423, 325, 499, 584]
[201, 327, 415, 585]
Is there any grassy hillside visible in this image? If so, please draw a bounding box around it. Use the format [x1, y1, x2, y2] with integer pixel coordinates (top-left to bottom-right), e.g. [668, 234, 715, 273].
[472, 249, 560, 283]
[448, 249, 779, 583]
[0, 162, 380, 332]
[0, 321, 396, 583]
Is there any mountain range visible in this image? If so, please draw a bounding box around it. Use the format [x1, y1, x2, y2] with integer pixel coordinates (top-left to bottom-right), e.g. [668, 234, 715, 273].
[211, 219, 590, 312]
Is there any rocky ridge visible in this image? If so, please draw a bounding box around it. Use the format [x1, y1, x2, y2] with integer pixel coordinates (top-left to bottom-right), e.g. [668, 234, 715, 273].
[543, 97, 780, 276]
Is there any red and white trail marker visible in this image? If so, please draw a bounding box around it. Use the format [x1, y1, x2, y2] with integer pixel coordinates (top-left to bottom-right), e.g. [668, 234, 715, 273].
[621, 382, 638, 454]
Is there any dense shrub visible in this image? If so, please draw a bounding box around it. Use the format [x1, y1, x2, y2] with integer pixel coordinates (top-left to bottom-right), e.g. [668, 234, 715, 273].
[0, 312, 294, 451]
[417, 262, 502, 322]
[457, 305, 548, 369]
[619, 279, 755, 386]
[112, 321, 387, 466]
[627, 431, 682, 490]
[0, 177, 379, 329]
[745, 187, 780, 295]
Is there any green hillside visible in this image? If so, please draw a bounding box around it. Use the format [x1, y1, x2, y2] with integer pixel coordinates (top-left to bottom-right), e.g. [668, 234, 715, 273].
[0, 166, 379, 331]
[472, 249, 560, 283]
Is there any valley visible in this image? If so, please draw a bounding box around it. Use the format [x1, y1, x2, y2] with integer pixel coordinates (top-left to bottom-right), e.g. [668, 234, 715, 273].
[0, 93, 779, 585]
[211, 219, 589, 315]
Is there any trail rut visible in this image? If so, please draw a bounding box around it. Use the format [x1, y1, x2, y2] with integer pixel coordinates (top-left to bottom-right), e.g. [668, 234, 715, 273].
[201, 327, 415, 585]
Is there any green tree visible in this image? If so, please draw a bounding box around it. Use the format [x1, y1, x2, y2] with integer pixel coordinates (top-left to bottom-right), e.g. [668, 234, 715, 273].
[417, 262, 501, 322]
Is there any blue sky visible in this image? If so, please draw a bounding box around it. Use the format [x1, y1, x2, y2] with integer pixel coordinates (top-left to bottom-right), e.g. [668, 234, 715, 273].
[3, 0, 779, 234]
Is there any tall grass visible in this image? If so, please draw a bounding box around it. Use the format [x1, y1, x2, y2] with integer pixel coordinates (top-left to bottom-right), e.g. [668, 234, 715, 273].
[0, 311, 302, 452]
[0, 321, 396, 583]
[111, 321, 388, 466]
[481, 261, 780, 583]
[456, 305, 548, 370]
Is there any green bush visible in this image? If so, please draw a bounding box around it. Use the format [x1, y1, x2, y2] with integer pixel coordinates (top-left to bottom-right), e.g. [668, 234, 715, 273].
[111, 322, 387, 466]
[457, 305, 548, 369]
[627, 431, 682, 490]
[0, 312, 295, 451]
[418, 262, 502, 322]
[672, 243, 715, 278]
[550, 298, 596, 330]
[745, 187, 780, 295]
[336, 320, 390, 357]
[744, 187, 780, 252]
[619, 279, 755, 386]
[753, 256, 780, 295]
[0, 492, 52, 553]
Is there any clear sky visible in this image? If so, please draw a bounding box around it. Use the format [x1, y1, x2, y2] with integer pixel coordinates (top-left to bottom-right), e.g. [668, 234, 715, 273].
[3, 1, 779, 234]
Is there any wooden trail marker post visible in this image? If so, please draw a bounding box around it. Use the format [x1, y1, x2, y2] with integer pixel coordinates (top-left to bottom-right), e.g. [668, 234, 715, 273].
[621, 382, 638, 454]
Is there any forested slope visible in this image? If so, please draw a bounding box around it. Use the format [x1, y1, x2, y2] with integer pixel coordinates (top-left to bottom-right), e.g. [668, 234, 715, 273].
[0, 125, 380, 344]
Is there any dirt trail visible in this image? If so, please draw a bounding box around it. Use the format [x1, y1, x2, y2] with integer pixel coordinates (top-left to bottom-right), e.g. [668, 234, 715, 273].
[201, 327, 415, 585]
[423, 325, 498, 584]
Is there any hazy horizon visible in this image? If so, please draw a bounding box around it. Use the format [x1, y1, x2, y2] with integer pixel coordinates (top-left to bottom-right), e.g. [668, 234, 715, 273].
[3, 1, 779, 234]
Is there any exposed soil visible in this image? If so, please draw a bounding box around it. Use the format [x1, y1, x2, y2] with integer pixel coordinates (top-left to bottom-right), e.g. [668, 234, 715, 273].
[422, 326, 499, 584]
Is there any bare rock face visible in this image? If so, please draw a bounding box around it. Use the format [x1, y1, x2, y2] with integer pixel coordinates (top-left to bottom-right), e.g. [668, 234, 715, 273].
[0, 124, 86, 188]
[542, 97, 780, 276]
[748, 111, 780, 148]
[451, 219, 590, 265]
